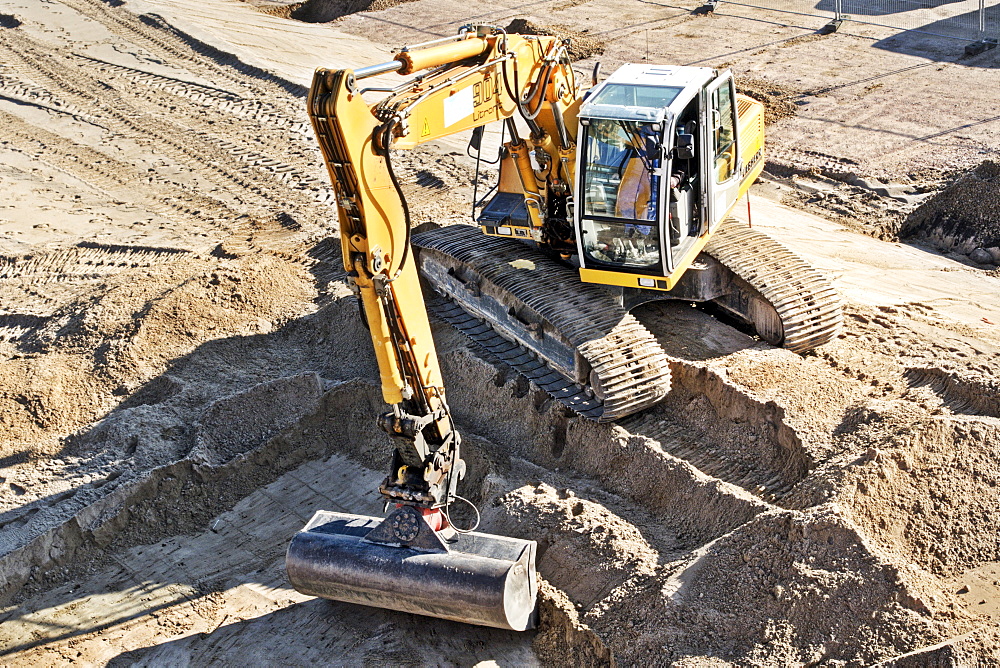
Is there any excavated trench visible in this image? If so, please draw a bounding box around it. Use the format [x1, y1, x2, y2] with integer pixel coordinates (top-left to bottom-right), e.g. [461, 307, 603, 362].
[5, 289, 996, 664]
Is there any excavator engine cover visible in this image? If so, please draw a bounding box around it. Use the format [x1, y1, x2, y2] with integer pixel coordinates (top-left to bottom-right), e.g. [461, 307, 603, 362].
[286, 507, 538, 631]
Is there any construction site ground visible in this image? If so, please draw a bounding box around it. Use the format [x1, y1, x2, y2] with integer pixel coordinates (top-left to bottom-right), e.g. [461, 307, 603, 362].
[1, 0, 999, 664]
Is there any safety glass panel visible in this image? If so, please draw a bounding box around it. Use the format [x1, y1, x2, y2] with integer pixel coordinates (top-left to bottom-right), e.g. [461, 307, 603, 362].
[580, 219, 661, 269]
[712, 80, 737, 183]
[587, 84, 683, 112]
[581, 120, 662, 222]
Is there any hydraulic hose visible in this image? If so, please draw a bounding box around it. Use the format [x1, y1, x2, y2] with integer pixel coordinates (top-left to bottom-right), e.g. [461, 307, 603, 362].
[376, 118, 412, 277]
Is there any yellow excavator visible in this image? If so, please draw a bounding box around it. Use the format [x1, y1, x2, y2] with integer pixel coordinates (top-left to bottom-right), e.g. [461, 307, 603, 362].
[286, 25, 841, 630]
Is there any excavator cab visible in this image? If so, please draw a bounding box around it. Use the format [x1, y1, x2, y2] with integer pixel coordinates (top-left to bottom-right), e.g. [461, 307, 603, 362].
[578, 115, 669, 270]
[575, 65, 748, 289]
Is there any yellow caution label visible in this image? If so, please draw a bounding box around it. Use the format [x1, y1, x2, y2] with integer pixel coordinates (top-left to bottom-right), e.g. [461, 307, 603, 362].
[421, 118, 430, 137]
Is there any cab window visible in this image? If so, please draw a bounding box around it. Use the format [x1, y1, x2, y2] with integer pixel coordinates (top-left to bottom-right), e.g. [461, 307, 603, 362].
[580, 219, 661, 269]
[579, 119, 664, 270]
[712, 81, 737, 183]
[581, 120, 661, 221]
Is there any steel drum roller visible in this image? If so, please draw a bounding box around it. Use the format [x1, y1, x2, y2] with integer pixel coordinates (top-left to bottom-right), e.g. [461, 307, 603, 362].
[286, 509, 538, 631]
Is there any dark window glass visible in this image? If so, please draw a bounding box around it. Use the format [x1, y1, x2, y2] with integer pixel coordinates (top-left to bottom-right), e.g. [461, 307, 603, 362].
[589, 84, 683, 109]
[581, 219, 661, 269]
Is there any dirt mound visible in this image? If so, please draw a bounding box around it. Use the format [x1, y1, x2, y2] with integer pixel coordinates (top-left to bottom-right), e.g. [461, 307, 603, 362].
[0, 251, 311, 461]
[838, 414, 1000, 577]
[440, 342, 992, 663]
[289, 0, 418, 23]
[505, 18, 605, 62]
[737, 76, 800, 126]
[900, 161, 1000, 264]
[486, 478, 948, 665]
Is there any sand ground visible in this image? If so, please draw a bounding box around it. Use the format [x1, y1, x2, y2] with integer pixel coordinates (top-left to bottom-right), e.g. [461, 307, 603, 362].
[1, 0, 999, 664]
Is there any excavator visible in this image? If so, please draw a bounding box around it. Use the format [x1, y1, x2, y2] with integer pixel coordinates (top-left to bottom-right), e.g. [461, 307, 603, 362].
[286, 25, 842, 630]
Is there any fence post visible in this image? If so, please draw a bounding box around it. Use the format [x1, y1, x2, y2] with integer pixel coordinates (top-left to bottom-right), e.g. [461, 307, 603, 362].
[821, 0, 845, 33]
[965, 0, 997, 55]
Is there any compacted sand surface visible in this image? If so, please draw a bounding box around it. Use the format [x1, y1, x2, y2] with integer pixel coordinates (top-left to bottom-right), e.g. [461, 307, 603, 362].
[1, 0, 999, 665]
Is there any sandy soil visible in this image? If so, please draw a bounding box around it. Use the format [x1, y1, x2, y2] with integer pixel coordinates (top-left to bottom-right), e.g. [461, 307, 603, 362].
[1, 0, 999, 665]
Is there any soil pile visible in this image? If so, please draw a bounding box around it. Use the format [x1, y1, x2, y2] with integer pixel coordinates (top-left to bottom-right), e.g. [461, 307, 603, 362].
[737, 77, 800, 126]
[434, 324, 999, 663]
[900, 160, 1000, 264]
[838, 415, 1000, 578]
[505, 18, 606, 62]
[289, 0, 418, 23]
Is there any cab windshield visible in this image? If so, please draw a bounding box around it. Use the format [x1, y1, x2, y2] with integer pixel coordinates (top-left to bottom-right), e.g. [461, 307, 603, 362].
[580, 119, 663, 270]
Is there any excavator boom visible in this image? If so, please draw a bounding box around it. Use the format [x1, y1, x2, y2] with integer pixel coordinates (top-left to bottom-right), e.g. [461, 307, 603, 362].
[286, 27, 574, 630]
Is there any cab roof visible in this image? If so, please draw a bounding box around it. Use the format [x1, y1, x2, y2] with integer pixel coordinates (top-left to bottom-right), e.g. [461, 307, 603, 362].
[579, 64, 717, 124]
[604, 64, 716, 90]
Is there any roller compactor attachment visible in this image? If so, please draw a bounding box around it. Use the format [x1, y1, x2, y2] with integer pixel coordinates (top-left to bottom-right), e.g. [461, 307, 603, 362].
[287, 506, 538, 631]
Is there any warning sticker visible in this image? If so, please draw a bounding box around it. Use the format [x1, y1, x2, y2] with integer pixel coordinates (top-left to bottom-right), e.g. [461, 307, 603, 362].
[443, 87, 474, 128]
[421, 118, 430, 137]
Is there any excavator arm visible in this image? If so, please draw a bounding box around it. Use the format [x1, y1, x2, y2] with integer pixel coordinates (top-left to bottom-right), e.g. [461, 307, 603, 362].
[287, 26, 579, 631]
[305, 27, 578, 511]
[308, 66, 460, 509]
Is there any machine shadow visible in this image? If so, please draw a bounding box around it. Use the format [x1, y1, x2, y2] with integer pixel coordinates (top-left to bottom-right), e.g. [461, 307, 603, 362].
[868, 16, 1000, 64]
[814, 0, 969, 18]
[102, 596, 536, 666]
[0, 582, 214, 658]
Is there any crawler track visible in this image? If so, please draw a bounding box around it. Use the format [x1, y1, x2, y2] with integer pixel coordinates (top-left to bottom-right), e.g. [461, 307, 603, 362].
[415, 225, 672, 422]
[705, 218, 843, 353]
[428, 295, 605, 419]
[417, 220, 840, 421]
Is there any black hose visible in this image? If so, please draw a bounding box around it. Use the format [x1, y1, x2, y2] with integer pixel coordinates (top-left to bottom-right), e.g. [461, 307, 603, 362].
[521, 61, 554, 122]
[501, 55, 542, 137]
[376, 118, 412, 275]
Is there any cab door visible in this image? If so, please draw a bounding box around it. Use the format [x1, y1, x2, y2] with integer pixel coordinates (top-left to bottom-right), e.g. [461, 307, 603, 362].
[703, 72, 741, 231]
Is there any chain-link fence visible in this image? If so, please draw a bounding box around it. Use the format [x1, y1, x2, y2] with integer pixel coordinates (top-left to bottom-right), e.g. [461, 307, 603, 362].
[723, 0, 1000, 46]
